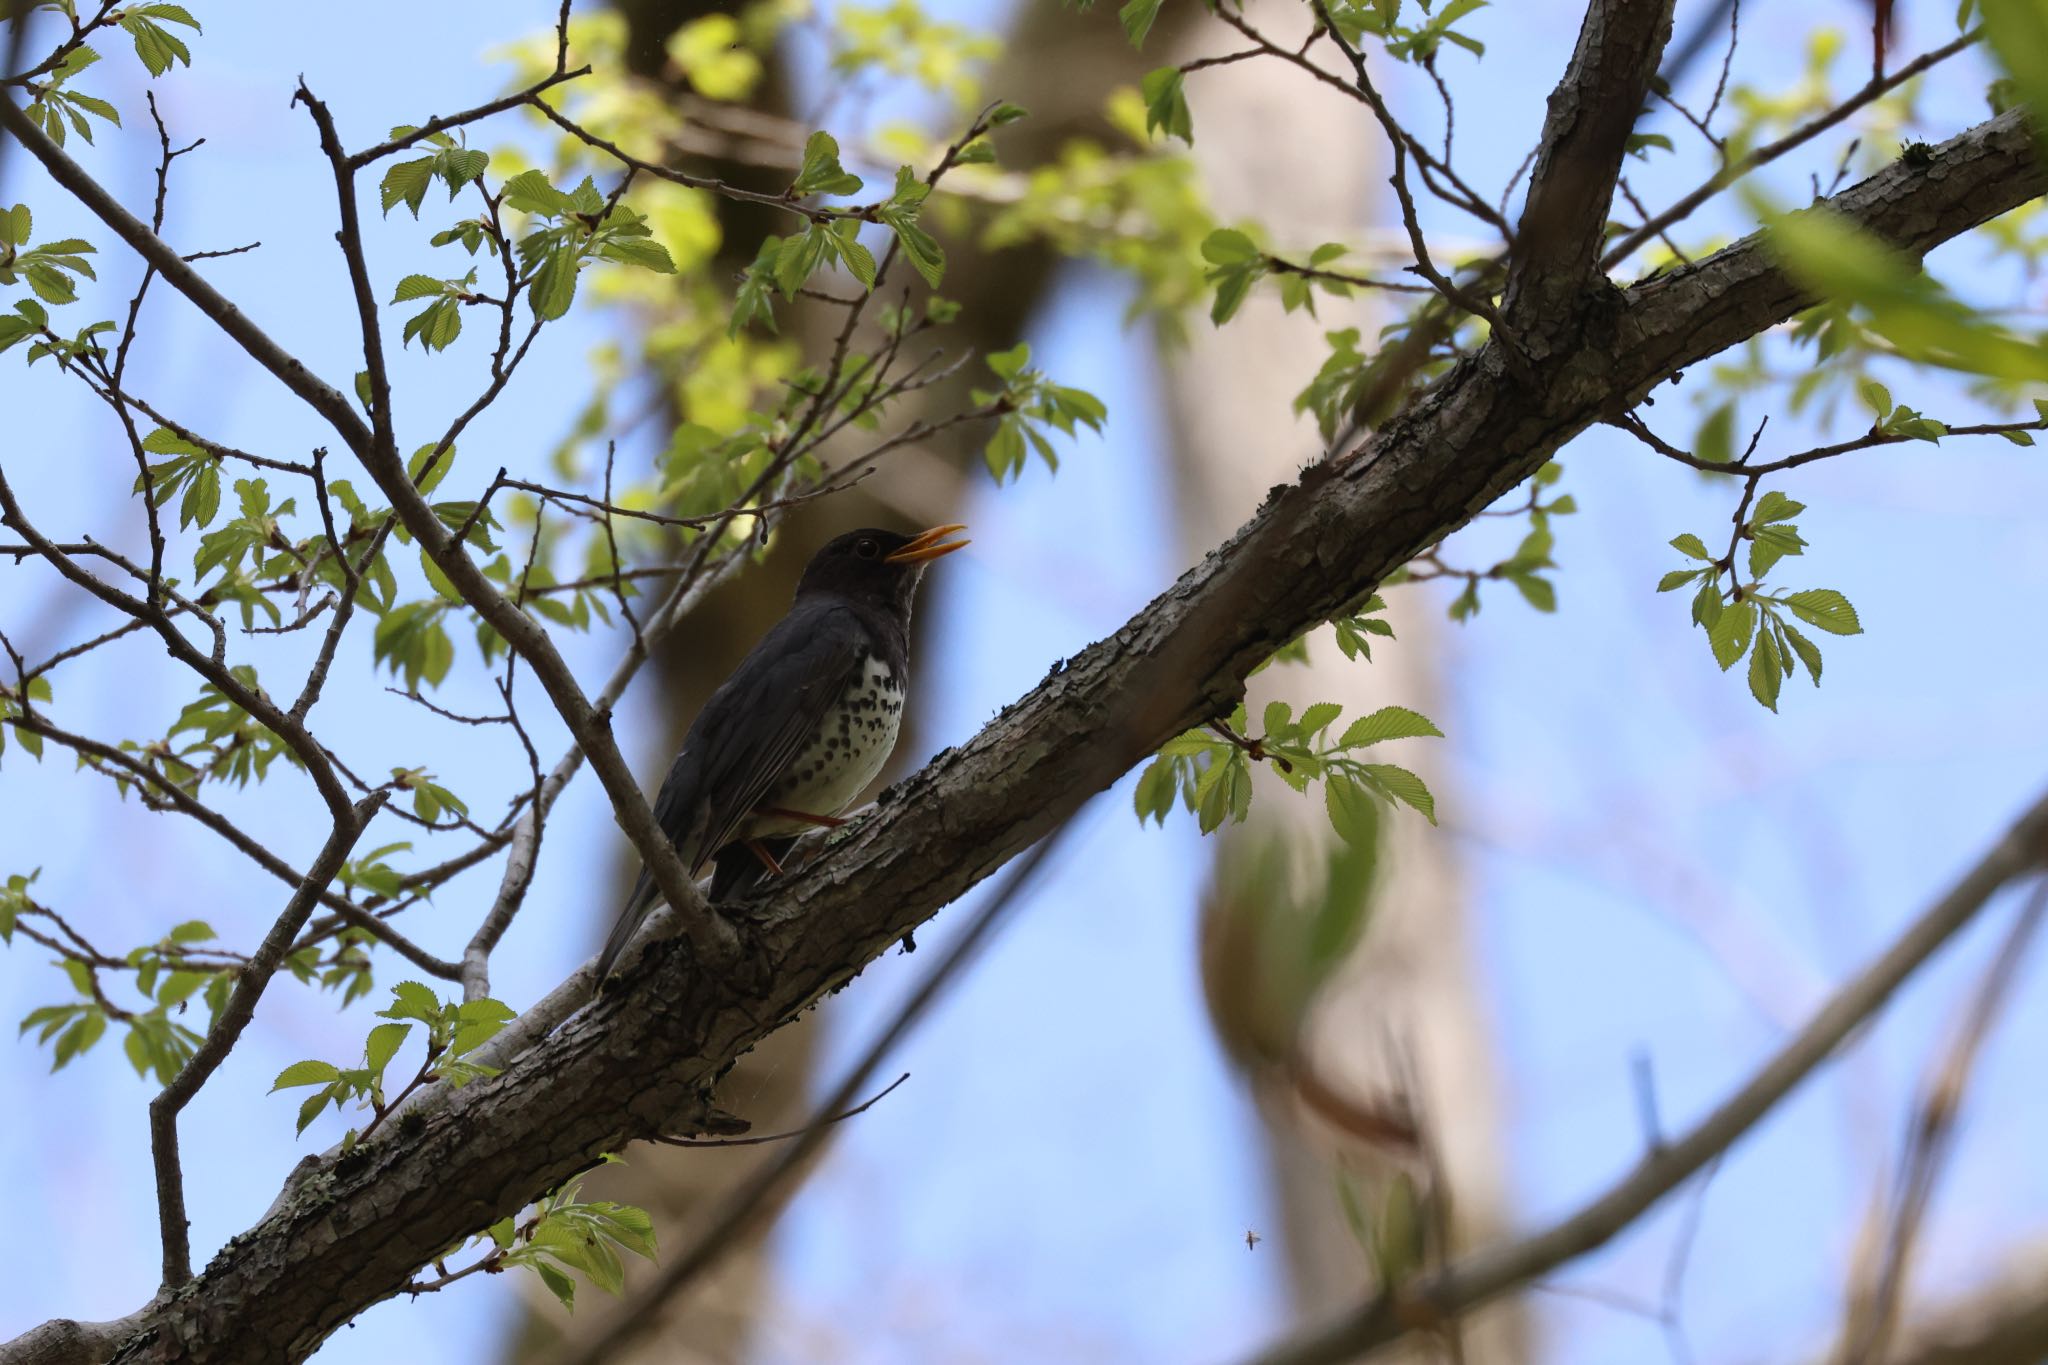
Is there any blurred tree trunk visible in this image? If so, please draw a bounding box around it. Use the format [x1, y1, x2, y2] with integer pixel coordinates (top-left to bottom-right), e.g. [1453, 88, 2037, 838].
[1159, 11, 1526, 1358]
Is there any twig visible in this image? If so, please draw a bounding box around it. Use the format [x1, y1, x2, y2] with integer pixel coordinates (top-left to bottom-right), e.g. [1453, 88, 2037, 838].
[149, 792, 388, 1285]
[652, 1072, 911, 1148]
[1839, 877, 2048, 1362]
[1603, 30, 1982, 269]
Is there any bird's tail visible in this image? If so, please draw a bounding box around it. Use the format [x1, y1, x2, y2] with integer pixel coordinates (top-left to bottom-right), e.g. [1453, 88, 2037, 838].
[592, 869, 657, 981]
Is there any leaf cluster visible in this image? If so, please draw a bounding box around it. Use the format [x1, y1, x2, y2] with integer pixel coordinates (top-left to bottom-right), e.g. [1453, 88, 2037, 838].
[1134, 701, 1443, 839]
[270, 982, 513, 1139]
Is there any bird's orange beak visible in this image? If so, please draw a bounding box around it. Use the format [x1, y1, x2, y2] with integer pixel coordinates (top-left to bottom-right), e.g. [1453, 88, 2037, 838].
[884, 523, 970, 564]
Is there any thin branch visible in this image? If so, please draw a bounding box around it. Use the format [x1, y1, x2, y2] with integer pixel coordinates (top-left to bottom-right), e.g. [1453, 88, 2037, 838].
[149, 791, 388, 1285]
[1244, 785, 2048, 1365]
[651, 1072, 911, 1149]
[1603, 30, 1982, 270]
[1838, 878, 2048, 1362]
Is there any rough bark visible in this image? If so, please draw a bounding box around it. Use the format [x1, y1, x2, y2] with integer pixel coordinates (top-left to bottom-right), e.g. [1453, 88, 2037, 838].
[8, 94, 2041, 1365]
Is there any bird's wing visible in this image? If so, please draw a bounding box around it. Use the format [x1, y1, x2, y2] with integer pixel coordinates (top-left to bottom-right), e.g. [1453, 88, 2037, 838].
[672, 598, 867, 874]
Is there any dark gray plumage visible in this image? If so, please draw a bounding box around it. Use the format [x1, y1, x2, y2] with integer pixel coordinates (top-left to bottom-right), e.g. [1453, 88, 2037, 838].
[594, 524, 967, 979]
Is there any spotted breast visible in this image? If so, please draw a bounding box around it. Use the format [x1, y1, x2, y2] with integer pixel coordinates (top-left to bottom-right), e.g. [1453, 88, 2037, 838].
[744, 652, 904, 838]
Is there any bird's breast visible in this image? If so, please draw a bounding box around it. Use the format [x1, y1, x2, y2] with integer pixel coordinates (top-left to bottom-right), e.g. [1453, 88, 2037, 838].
[750, 653, 904, 834]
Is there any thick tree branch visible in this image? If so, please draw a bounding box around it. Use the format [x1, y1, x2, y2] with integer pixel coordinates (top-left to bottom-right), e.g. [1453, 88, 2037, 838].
[0, 101, 2030, 1365]
[1504, 0, 1674, 336]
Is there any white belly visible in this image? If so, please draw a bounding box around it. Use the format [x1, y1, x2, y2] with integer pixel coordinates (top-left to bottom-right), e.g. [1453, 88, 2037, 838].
[748, 654, 903, 837]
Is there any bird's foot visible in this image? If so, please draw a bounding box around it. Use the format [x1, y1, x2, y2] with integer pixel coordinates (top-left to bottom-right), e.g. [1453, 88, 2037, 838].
[745, 839, 787, 876]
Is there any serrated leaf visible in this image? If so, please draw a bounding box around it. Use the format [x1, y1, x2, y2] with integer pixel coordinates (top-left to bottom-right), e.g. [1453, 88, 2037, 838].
[379, 158, 435, 218]
[1338, 706, 1444, 749]
[271, 1058, 342, 1091]
[1708, 599, 1756, 669]
[1358, 763, 1437, 824]
[1781, 621, 1825, 683]
[1658, 568, 1702, 592]
[1782, 588, 1862, 635]
[791, 130, 863, 197]
[1751, 490, 1805, 524]
[1748, 628, 1783, 710]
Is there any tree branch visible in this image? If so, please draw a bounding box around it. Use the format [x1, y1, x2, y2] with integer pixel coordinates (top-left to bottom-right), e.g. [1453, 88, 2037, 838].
[148, 792, 389, 1285]
[1504, 0, 1675, 336]
[1246, 789, 2048, 1365]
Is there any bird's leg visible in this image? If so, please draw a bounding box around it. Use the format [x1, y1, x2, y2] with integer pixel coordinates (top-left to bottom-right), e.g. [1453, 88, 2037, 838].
[756, 806, 848, 829]
[745, 839, 787, 876]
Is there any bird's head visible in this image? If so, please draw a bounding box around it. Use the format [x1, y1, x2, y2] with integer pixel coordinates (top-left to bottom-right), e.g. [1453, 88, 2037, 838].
[795, 524, 970, 615]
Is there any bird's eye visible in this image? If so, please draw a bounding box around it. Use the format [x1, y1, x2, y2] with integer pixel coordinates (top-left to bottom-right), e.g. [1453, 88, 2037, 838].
[856, 538, 879, 559]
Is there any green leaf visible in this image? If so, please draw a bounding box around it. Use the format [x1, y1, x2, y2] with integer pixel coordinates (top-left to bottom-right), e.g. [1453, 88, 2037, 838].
[1765, 202, 2048, 382]
[1358, 763, 1437, 824]
[1708, 599, 1756, 669]
[379, 158, 436, 218]
[528, 242, 582, 321]
[1670, 532, 1713, 561]
[382, 979, 441, 1023]
[1133, 754, 1179, 825]
[407, 442, 456, 496]
[1751, 490, 1805, 524]
[988, 101, 1029, 126]
[729, 235, 781, 337]
[1984, 0, 2048, 160]
[1696, 404, 1735, 465]
[1139, 67, 1193, 144]
[1657, 568, 1702, 592]
[1748, 523, 1806, 579]
[1120, 0, 1166, 46]
[364, 1021, 410, 1076]
[501, 169, 568, 216]
[986, 342, 1031, 382]
[1337, 706, 1444, 748]
[1201, 229, 1260, 265]
[1691, 578, 1724, 628]
[295, 1088, 332, 1136]
[1781, 588, 1862, 635]
[1324, 774, 1378, 845]
[120, 10, 196, 77]
[391, 274, 443, 303]
[533, 1259, 577, 1311]
[827, 221, 876, 289]
[886, 217, 945, 288]
[1859, 379, 1893, 420]
[271, 1059, 342, 1091]
[1782, 621, 1825, 683]
[1508, 571, 1556, 612]
[1297, 701, 1344, 738]
[791, 131, 863, 197]
[1748, 629, 1783, 710]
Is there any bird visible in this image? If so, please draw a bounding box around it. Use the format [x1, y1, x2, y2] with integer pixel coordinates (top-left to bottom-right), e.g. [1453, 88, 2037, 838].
[592, 523, 969, 980]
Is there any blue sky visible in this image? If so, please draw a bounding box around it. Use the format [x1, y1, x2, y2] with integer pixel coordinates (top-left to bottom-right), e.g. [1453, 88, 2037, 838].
[4, 2, 2047, 1362]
